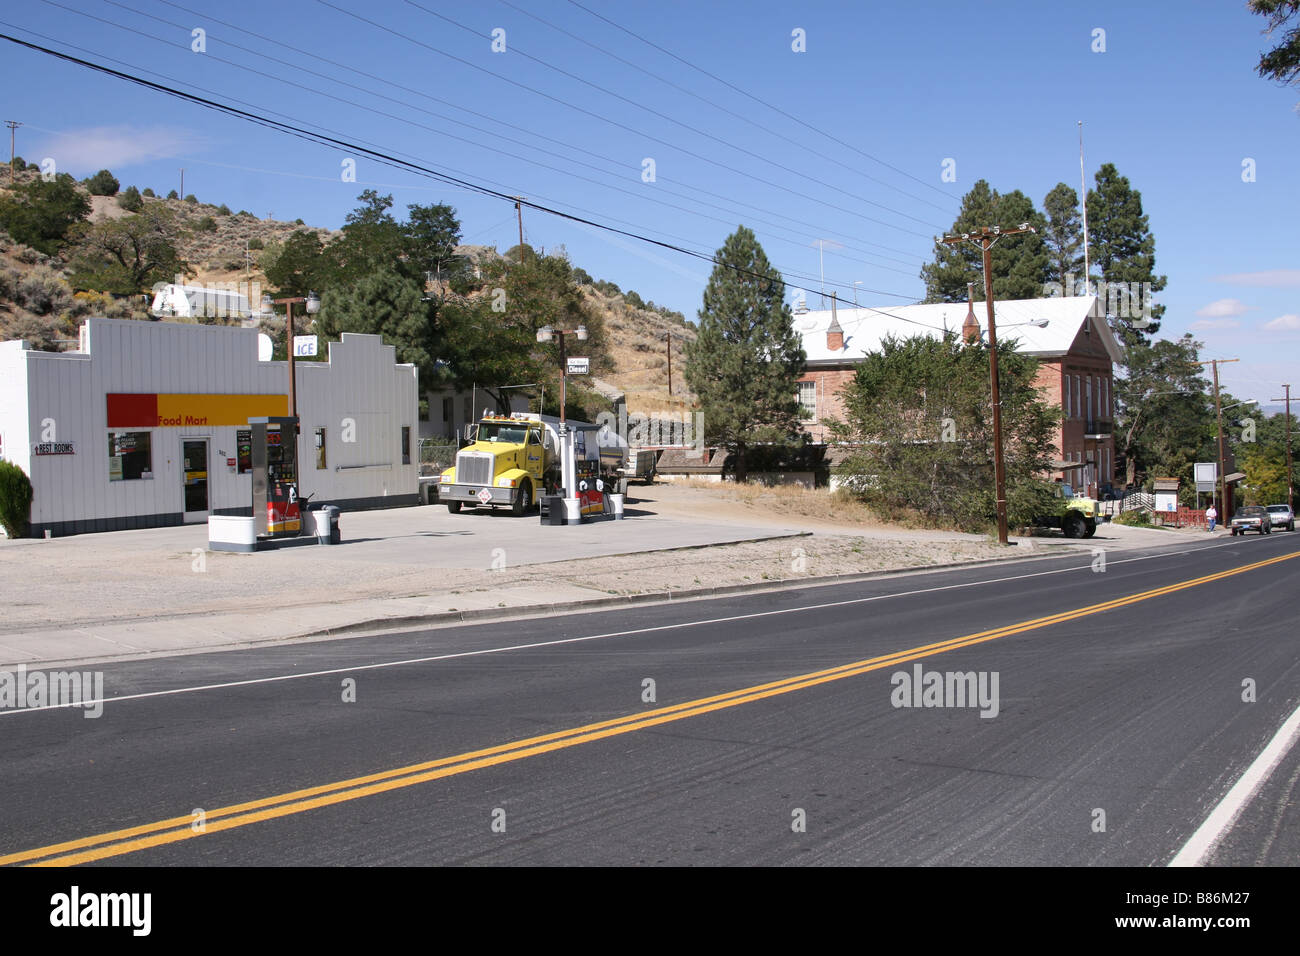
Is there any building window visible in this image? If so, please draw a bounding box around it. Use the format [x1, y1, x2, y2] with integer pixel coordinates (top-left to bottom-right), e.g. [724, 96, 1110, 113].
[237, 428, 252, 474]
[401, 426, 411, 465]
[1073, 375, 1081, 419]
[442, 397, 452, 425]
[798, 381, 816, 419]
[315, 427, 327, 470]
[1086, 377, 1093, 424]
[108, 431, 152, 480]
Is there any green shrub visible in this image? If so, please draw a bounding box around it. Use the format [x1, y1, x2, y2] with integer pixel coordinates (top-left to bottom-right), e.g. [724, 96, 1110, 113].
[0, 460, 34, 538]
[117, 185, 144, 212]
[167, 190, 179, 200]
[1114, 509, 1151, 527]
[196, 216, 217, 232]
[85, 169, 120, 196]
[246, 237, 264, 250]
[216, 204, 231, 216]
[142, 187, 156, 198]
[184, 194, 197, 204]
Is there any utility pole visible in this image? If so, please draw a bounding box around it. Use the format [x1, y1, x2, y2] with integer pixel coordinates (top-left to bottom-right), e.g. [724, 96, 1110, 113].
[514, 196, 524, 248]
[1273, 383, 1294, 511]
[664, 332, 674, 397]
[179, 168, 185, 198]
[1078, 120, 1090, 296]
[5, 120, 20, 185]
[942, 223, 1037, 545]
[1197, 358, 1239, 521]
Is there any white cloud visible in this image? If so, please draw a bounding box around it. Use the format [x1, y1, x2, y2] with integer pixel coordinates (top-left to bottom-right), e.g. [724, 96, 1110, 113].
[1195, 298, 1252, 318]
[33, 126, 207, 175]
[1190, 318, 1241, 330]
[1212, 270, 1300, 287]
[1263, 313, 1300, 331]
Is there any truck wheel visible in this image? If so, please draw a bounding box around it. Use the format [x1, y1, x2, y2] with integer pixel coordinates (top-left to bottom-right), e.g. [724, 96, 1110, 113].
[1063, 513, 1086, 538]
[1083, 518, 1096, 538]
[512, 480, 533, 517]
[447, 500, 461, 514]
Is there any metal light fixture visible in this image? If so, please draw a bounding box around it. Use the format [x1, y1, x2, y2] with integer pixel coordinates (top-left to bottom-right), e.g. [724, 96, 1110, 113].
[261, 293, 274, 315]
[536, 325, 554, 344]
[576, 325, 588, 341]
[305, 291, 321, 314]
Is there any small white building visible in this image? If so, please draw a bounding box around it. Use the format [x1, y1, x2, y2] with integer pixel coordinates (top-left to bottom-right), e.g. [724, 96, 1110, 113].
[0, 317, 419, 537]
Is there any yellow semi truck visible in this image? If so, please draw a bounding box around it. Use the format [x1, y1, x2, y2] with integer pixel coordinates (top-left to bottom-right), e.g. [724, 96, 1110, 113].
[438, 412, 628, 516]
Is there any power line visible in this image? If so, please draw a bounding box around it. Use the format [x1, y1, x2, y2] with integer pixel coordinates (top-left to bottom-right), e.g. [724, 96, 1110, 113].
[79, 0, 926, 274]
[495, 0, 953, 217]
[564, 0, 955, 202]
[403, 0, 945, 232]
[313, 0, 937, 240]
[0, 30, 916, 304]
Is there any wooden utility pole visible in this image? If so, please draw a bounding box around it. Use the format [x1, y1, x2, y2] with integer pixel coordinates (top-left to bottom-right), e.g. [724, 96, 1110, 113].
[179, 168, 185, 198]
[513, 196, 524, 248]
[1197, 358, 1239, 520]
[1273, 383, 1294, 511]
[5, 120, 20, 184]
[942, 224, 1037, 545]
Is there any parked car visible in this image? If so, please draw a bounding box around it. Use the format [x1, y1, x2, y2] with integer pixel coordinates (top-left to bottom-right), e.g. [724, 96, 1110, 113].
[1266, 503, 1295, 531]
[1229, 505, 1272, 536]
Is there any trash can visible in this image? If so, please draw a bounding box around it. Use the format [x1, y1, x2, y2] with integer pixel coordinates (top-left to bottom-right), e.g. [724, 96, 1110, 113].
[314, 505, 341, 544]
[608, 493, 624, 519]
[542, 496, 565, 526]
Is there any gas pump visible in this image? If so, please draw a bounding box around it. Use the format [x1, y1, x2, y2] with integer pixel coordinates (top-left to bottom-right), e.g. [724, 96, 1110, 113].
[248, 416, 301, 537]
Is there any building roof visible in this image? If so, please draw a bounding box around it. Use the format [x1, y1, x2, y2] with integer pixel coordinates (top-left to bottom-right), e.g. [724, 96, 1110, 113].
[796, 295, 1123, 366]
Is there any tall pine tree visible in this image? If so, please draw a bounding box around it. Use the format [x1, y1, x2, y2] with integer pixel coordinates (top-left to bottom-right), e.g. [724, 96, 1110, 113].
[921, 180, 1049, 303]
[1087, 163, 1167, 343]
[1042, 183, 1085, 294]
[684, 226, 805, 482]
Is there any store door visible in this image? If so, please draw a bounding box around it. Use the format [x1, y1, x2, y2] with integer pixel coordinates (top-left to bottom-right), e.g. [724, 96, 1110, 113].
[182, 438, 210, 522]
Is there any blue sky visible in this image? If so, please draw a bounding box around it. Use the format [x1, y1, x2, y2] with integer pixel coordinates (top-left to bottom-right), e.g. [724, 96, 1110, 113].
[1, 0, 1297, 405]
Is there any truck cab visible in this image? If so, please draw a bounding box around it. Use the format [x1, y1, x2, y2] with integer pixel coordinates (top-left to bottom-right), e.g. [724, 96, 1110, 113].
[439, 414, 549, 515]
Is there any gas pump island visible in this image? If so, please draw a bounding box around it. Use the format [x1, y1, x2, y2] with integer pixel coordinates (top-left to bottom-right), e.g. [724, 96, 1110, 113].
[248, 415, 302, 537]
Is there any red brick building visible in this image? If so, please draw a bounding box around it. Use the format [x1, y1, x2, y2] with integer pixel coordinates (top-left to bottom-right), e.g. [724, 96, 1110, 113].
[795, 295, 1124, 495]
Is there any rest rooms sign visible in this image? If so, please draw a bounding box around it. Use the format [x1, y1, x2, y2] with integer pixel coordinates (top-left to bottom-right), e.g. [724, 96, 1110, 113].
[33, 442, 75, 455]
[566, 357, 590, 375]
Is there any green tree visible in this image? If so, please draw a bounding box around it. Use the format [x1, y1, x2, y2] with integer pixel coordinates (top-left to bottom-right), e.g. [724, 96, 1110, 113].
[1250, 1, 1300, 98]
[683, 226, 805, 481]
[1114, 335, 1211, 488]
[315, 267, 441, 387]
[262, 230, 333, 299]
[0, 177, 91, 254]
[830, 333, 1058, 531]
[117, 185, 144, 213]
[328, 190, 404, 284]
[0, 460, 34, 538]
[67, 205, 189, 294]
[1087, 163, 1167, 343]
[142, 187, 155, 198]
[84, 169, 120, 196]
[403, 202, 464, 284]
[439, 248, 609, 413]
[1042, 183, 1085, 294]
[921, 180, 1049, 303]
[167, 190, 178, 200]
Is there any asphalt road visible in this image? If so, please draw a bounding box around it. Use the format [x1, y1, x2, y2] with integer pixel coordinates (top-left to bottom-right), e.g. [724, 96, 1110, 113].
[2, 531, 1298, 866]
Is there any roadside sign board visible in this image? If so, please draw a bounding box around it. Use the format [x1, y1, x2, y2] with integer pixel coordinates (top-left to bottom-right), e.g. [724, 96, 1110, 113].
[293, 335, 318, 357]
[566, 357, 589, 375]
[1194, 461, 1216, 493]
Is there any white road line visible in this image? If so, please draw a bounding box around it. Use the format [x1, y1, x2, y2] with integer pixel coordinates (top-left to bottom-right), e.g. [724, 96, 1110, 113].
[0, 537, 1285, 717]
[1168, 698, 1300, 867]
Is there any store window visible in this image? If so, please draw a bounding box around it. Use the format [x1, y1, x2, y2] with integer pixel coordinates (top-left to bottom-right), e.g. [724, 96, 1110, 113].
[315, 427, 327, 470]
[401, 426, 411, 465]
[108, 431, 153, 481]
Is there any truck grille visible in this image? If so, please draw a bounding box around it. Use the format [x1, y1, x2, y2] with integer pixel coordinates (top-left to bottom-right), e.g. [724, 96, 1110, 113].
[456, 452, 494, 487]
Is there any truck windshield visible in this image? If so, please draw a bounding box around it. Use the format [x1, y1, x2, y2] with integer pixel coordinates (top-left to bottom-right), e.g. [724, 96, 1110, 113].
[478, 424, 527, 444]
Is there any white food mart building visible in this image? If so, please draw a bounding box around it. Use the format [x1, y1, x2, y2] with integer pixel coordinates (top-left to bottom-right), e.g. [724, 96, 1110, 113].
[0, 317, 419, 537]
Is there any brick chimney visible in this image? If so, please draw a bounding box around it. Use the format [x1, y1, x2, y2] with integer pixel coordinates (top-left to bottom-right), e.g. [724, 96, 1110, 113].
[961, 282, 980, 344]
[827, 292, 844, 350]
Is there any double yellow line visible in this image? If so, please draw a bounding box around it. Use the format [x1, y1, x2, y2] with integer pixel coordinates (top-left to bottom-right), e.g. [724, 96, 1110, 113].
[6, 549, 1296, 867]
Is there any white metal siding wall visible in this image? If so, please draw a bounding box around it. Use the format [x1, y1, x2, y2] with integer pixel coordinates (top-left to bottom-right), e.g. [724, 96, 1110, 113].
[0, 341, 33, 479]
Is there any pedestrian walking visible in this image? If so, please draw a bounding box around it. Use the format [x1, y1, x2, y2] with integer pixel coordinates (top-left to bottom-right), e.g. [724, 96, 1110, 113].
[1206, 505, 1217, 532]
